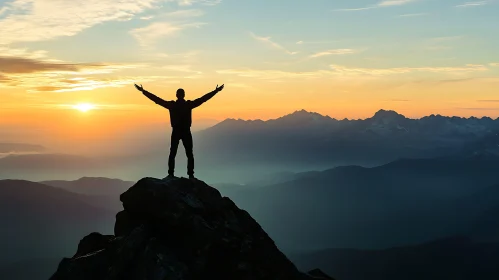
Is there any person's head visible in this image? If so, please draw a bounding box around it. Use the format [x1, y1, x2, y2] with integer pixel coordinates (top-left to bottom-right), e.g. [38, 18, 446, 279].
[176, 88, 185, 100]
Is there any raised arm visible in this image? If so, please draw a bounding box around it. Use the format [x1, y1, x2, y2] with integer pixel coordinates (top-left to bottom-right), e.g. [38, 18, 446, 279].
[134, 84, 172, 109]
[190, 84, 224, 108]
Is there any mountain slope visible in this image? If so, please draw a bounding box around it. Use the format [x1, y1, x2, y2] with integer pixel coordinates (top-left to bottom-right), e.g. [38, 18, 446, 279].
[223, 157, 499, 251]
[0, 180, 115, 264]
[0, 258, 60, 280]
[291, 237, 499, 280]
[41, 177, 134, 196]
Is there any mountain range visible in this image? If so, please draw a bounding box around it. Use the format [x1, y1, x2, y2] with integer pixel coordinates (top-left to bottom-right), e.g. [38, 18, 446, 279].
[0, 143, 45, 154]
[0, 180, 115, 265]
[195, 109, 499, 168]
[291, 236, 499, 280]
[219, 156, 499, 252]
[3, 153, 499, 279]
[2, 109, 499, 182]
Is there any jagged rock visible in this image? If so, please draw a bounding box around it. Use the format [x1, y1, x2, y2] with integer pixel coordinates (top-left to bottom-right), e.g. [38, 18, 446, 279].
[74, 232, 114, 258]
[50, 177, 335, 280]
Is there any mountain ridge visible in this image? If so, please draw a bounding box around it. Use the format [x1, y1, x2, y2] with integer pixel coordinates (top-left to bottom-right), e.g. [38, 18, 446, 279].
[208, 109, 499, 129]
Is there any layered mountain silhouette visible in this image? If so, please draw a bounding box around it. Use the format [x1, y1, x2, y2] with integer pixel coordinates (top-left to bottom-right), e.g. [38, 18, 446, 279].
[291, 236, 499, 280]
[2, 110, 499, 183]
[41, 177, 134, 197]
[221, 156, 499, 251]
[40, 177, 135, 212]
[0, 154, 104, 181]
[0, 180, 115, 265]
[195, 109, 499, 168]
[0, 143, 45, 154]
[50, 177, 334, 280]
[0, 258, 61, 280]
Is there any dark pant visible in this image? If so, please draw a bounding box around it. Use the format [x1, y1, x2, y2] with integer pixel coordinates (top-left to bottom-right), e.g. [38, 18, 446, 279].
[168, 127, 194, 176]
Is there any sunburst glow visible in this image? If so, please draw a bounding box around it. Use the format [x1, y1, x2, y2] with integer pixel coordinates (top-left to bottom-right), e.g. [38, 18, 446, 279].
[73, 103, 96, 112]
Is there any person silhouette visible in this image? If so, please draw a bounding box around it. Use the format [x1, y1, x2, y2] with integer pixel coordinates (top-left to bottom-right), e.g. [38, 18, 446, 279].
[134, 83, 225, 179]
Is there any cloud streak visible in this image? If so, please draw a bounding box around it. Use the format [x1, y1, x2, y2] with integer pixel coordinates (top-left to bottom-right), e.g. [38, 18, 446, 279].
[378, 0, 416, 6]
[455, 1, 488, 7]
[0, 0, 162, 44]
[0, 47, 154, 92]
[165, 9, 205, 17]
[130, 21, 206, 47]
[329, 64, 488, 75]
[0, 0, 220, 45]
[0, 56, 84, 74]
[309, 49, 358, 58]
[396, 13, 429, 17]
[217, 63, 489, 81]
[334, 0, 417, 12]
[250, 32, 298, 55]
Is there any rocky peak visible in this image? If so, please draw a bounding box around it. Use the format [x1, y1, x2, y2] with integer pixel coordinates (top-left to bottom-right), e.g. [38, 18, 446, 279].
[50, 177, 334, 280]
[372, 109, 406, 122]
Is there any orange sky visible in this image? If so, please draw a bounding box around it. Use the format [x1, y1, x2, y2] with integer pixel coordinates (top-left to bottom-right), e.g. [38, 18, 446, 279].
[1, 0, 499, 153]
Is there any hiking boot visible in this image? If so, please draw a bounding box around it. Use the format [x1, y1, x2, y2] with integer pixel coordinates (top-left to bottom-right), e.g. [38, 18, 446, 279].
[164, 174, 175, 180]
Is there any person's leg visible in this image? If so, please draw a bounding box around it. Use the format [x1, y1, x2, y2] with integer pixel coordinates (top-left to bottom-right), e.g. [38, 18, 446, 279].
[181, 129, 195, 177]
[168, 129, 180, 176]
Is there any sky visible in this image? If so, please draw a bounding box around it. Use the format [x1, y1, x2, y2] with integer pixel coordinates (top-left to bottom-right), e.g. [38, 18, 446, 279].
[1, 0, 499, 151]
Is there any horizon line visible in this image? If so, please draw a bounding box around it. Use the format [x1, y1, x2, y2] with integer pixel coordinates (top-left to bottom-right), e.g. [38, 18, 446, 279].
[214, 108, 499, 123]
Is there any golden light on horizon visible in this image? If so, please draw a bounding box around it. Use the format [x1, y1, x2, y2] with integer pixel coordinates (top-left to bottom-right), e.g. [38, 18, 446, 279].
[72, 103, 96, 112]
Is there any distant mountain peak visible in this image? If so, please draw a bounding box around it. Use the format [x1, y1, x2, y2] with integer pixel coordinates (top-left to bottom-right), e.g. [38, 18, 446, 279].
[280, 109, 333, 121]
[373, 109, 406, 119]
[369, 109, 408, 126]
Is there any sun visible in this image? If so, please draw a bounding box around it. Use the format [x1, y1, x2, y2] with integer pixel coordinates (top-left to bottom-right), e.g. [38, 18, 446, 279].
[73, 103, 96, 112]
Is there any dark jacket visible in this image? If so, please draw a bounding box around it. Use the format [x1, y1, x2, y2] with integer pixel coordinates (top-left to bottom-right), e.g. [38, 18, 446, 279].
[142, 89, 219, 128]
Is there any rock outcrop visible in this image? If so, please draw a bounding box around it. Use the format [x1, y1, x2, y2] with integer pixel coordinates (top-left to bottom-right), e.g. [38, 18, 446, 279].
[50, 177, 334, 280]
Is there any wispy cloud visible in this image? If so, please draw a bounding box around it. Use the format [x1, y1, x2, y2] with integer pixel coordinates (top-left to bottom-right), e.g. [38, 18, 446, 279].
[217, 68, 323, 80]
[0, 56, 84, 74]
[424, 36, 462, 51]
[309, 49, 358, 58]
[432, 36, 463, 41]
[334, 0, 417, 12]
[18, 75, 175, 93]
[217, 63, 489, 80]
[0, 0, 220, 45]
[130, 21, 206, 47]
[455, 1, 488, 7]
[0, 0, 162, 44]
[165, 9, 205, 17]
[0, 6, 9, 16]
[329, 64, 488, 75]
[138, 8, 204, 20]
[250, 32, 298, 55]
[178, 0, 222, 6]
[0, 47, 156, 92]
[161, 64, 202, 74]
[334, 6, 376, 11]
[425, 46, 453, 51]
[378, 0, 416, 6]
[396, 13, 429, 17]
[489, 63, 499, 67]
[477, 100, 499, 102]
[296, 40, 345, 45]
